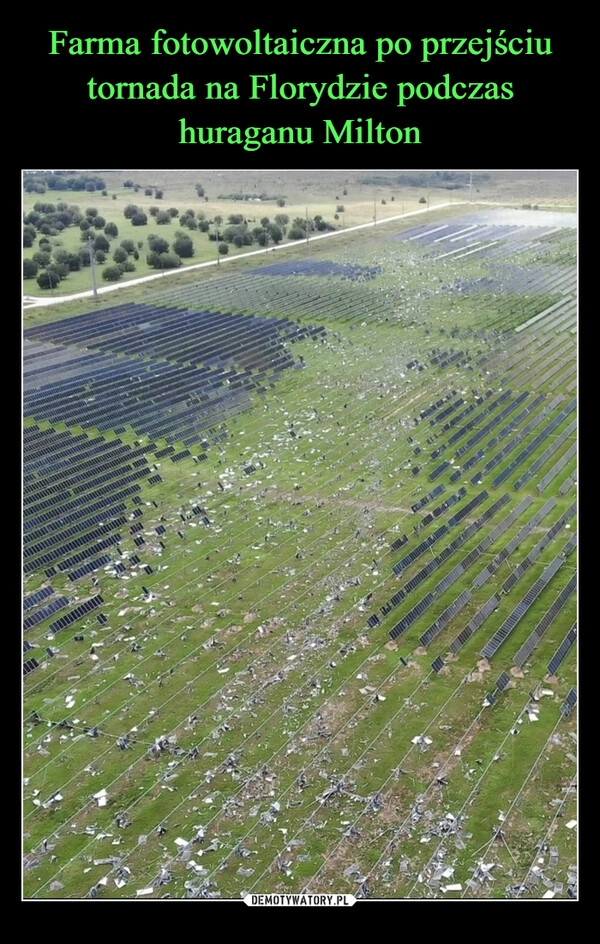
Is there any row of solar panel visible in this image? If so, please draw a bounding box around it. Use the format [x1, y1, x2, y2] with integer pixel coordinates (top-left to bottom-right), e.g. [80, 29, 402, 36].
[25, 499, 127, 544]
[24, 431, 89, 474]
[23, 596, 69, 632]
[492, 400, 576, 488]
[472, 497, 556, 588]
[411, 483, 446, 514]
[468, 392, 552, 480]
[24, 437, 128, 489]
[24, 483, 141, 531]
[393, 525, 449, 575]
[419, 391, 459, 422]
[455, 391, 529, 460]
[24, 464, 149, 519]
[24, 508, 128, 558]
[449, 593, 501, 654]
[447, 389, 512, 448]
[514, 419, 577, 491]
[68, 555, 113, 582]
[25, 516, 128, 570]
[389, 593, 435, 640]
[419, 589, 472, 648]
[23, 584, 55, 612]
[52, 534, 121, 575]
[513, 576, 577, 668]
[48, 594, 104, 634]
[480, 555, 565, 660]
[421, 483, 466, 527]
[23, 658, 39, 677]
[537, 443, 577, 493]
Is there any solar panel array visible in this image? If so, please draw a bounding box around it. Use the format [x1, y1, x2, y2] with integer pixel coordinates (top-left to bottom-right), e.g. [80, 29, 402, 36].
[23, 586, 54, 612]
[449, 593, 502, 653]
[248, 259, 381, 280]
[389, 593, 435, 640]
[561, 688, 577, 717]
[419, 589, 471, 647]
[23, 597, 69, 632]
[48, 595, 104, 635]
[513, 575, 577, 668]
[547, 624, 577, 677]
[480, 555, 565, 660]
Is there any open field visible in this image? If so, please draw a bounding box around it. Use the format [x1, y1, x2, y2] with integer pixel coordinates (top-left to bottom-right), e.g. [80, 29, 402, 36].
[23, 171, 577, 900]
[23, 170, 577, 296]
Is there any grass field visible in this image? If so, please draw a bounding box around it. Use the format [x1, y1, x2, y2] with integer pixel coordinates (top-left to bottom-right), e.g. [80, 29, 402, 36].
[23, 171, 577, 901]
[23, 170, 577, 297]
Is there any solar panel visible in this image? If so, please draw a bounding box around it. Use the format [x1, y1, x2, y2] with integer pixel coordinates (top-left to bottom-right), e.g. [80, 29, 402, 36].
[431, 656, 445, 673]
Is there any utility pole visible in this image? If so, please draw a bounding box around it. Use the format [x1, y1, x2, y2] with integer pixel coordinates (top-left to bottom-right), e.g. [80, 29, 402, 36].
[87, 236, 97, 297]
[305, 206, 310, 246]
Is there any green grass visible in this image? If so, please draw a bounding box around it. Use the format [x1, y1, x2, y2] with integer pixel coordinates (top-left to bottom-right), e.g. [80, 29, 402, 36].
[23, 183, 577, 899]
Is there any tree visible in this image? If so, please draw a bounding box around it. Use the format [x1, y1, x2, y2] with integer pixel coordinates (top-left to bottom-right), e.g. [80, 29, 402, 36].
[79, 218, 91, 232]
[156, 210, 171, 225]
[36, 269, 61, 289]
[228, 214, 244, 225]
[123, 180, 135, 188]
[288, 227, 304, 239]
[94, 250, 106, 263]
[86, 207, 99, 218]
[213, 215, 223, 226]
[336, 204, 345, 213]
[92, 215, 106, 229]
[149, 206, 159, 217]
[113, 247, 128, 264]
[23, 230, 34, 248]
[198, 220, 210, 233]
[93, 234, 110, 253]
[123, 204, 140, 219]
[147, 251, 181, 269]
[32, 250, 52, 267]
[195, 184, 205, 197]
[48, 262, 69, 280]
[168, 207, 179, 217]
[120, 239, 135, 254]
[274, 213, 289, 228]
[256, 231, 269, 247]
[218, 242, 229, 255]
[155, 189, 164, 199]
[267, 224, 283, 244]
[276, 198, 286, 207]
[23, 258, 39, 279]
[418, 196, 427, 204]
[102, 265, 122, 281]
[105, 222, 119, 238]
[172, 234, 194, 258]
[144, 187, 153, 196]
[131, 212, 148, 226]
[147, 234, 170, 254]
